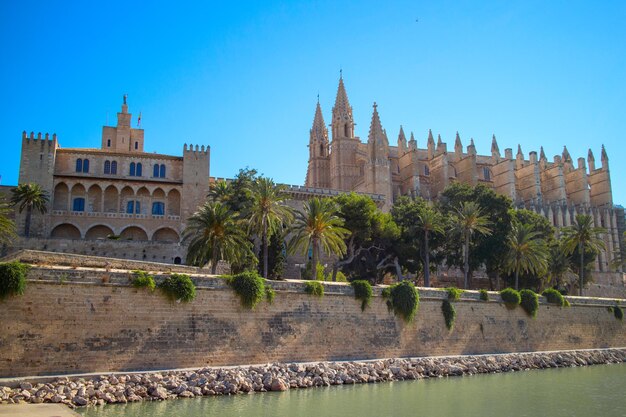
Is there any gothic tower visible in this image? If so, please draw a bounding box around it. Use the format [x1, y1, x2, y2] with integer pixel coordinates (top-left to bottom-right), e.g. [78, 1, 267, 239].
[305, 99, 330, 188]
[362, 103, 393, 208]
[329, 74, 360, 191]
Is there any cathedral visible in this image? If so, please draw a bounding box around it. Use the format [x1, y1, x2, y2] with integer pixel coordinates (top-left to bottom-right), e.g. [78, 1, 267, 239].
[305, 76, 623, 275]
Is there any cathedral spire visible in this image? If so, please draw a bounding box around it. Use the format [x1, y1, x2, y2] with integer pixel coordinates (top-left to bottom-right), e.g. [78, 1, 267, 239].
[310, 100, 328, 143]
[331, 74, 354, 139]
[368, 102, 388, 146]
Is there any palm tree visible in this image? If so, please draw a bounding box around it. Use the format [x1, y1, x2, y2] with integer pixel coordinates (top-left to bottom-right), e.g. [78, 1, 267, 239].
[10, 183, 49, 238]
[288, 198, 349, 277]
[503, 223, 549, 290]
[561, 214, 606, 296]
[451, 201, 492, 289]
[416, 205, 445, 287]
[248, 178, 294, 278]
[547, 241, 572, 291]
[207, 180, 231, 204]
[183, 201, 252, 274]
[0, 195, 17, 245]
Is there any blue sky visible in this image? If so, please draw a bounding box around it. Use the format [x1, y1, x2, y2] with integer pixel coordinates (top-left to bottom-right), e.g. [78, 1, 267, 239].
[1, 1, 625, 205]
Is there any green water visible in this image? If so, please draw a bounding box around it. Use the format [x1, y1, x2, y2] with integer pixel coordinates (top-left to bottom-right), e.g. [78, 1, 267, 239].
[79, 363, 626, 417]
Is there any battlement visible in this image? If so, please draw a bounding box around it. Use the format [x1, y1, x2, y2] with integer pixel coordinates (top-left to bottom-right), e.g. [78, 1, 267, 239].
[22, 131, 58, 146]
[183, 143, 210, 155]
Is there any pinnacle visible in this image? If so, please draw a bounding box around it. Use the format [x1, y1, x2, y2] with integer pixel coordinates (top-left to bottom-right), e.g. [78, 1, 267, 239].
[517, 144, 523, 156]
[398, 125, 406, 142]
[601, 144, 608, 160]
[587, 148, 595, 160]
[437, 134, 442, 145]
[491, 134, 499, 153]
[562, 146, 571, 161]
[540, 146, 547, 161]
[333, 75, 351, 114]
[310, 101, 328, 142]
[368, 102, 388, 146]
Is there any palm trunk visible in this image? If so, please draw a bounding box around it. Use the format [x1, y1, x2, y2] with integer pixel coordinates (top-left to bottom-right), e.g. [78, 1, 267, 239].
[424, 230, 430, 287]
[262, 222, 268, 279]
[515, 270, 519, 290]
[463, 233, 470, 289]
[311, 238, 319, 280]
[211, 245, 219, 275]
[579, 241, 584, 296]
[24, 205, 32, 238]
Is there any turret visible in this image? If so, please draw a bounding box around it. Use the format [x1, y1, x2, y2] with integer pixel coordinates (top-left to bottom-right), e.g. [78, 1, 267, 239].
[467, 138, 476, 156]
[516, 144, 524, 169]
[436, 134, 446, 154]
[454, 132, 463, 156]
[601, 144, 609, 169]
[562, 146, 572, 163]
[102, 95, 144, 152]
[182, 143, 211, 220]
[408, 131, 417, 151]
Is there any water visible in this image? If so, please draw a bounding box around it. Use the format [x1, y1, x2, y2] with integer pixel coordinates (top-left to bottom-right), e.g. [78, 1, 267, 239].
[79, 363, 626, 417]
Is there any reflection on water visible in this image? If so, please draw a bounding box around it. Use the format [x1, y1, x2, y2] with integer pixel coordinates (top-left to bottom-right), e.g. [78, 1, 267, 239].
[79, 363, 626, 417]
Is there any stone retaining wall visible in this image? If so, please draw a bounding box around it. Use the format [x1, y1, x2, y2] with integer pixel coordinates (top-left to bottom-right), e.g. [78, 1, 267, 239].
[0, 268, 624, 378]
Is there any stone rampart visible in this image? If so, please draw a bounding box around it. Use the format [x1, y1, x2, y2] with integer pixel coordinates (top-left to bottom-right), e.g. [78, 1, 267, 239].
[0, 268, 624, 378]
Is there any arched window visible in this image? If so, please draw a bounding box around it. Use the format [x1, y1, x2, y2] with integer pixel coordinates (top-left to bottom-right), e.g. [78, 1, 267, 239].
[106, 139, 111, 147]
[152, 202, 165, 215]
[83, 159, 90, 173]
[153, 164, 159, 178]
[159, 164, 166, 178]
[111, 161, 117, 174]
[73, 198, 85, 212]
[483, 167, 491, 181]
[104, 160, 111, 174]
[424, 165, 430, 176]
[75, 158, 83, 173]
[126, 200, 141, 214]
[134, 141, 138, 150]
[129, 162, 136, 176]
[136, 163, 142, 176]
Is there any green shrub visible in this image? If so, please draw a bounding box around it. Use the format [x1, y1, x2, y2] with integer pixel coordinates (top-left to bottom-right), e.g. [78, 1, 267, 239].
[332, 270, 348, 282]
[613, 305, 623, 321]
[382, 281, 419, 323]
[131, 270, 155, 291]
[479, 289, 489, 301]
[227, 271, 266, 309]
[441, 299, 456, 330]
[351, 280, 373, 311]
[158, 274, 196, 302]
[265, 286, 275, 305]
[446, 287, 463, 301]
[500, 288, 521, 308]
[542, 288, 565, 307]
[305, 281, 324, 297]
[520, 289, 539, 318]
[0, 261, 30, 300]
[564, 299, 571, 307]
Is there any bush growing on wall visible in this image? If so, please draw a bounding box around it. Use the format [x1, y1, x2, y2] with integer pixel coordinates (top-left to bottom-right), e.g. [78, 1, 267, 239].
[0, 261, 30, 300]
[265, 286, 275, 304]
[158, 274, 196, 302]
[542, 288, 565, 307]
[382, 281, 419, 323]
[500, 288, 521, 308]
[227, 271, 266, 309]
[350, 280, 373, 311]
[479, 289, 489, 301]
[520, 289, 539, 317]
[305, 281, 324, 297]
[441, 299, 456, 330]
[131, 270, 155, 291]
[446, 287, 463, 301]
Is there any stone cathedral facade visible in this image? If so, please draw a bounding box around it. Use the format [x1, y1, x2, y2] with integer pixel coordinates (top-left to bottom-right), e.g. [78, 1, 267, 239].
[305, 76, 624, 275]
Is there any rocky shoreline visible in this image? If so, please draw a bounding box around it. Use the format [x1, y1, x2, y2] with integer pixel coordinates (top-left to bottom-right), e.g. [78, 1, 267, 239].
[2, 348, 625, 409]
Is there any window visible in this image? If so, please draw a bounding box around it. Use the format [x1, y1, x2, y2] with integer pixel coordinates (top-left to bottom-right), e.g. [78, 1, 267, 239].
[111, 161, 117, 174]
[159, 164, 166, 178]
[73, 198, 85, 212]
[107, 139, 111, 147]
[83, 159, 90, 173]
[136, 163, 142, 176]
[152, 202, 165, 215]
[483, 167, 491, 181]
[75, 158, 83, 173]
[134, 141, 138, 150]
[129, 162, 136, 176]
[153, 164, 159, 178]
[104, 160, 111, 174]
[126, 200, 141, 214]
[424, 165, 430, 176]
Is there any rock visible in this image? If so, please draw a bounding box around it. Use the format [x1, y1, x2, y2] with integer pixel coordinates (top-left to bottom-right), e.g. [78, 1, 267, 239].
[51, 394, 64, 403]
[270, 378, 288, 391]
[19, 382, 33, 390]
[149, 386, 169, 400]
[73, 396, 88, 406]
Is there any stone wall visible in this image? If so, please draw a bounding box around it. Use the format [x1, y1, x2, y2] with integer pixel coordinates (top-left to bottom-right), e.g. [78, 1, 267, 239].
[1, 267, 624, 378]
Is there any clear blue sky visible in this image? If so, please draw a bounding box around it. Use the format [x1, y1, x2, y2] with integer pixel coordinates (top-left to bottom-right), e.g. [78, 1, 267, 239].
[1, 1, 625, 205]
